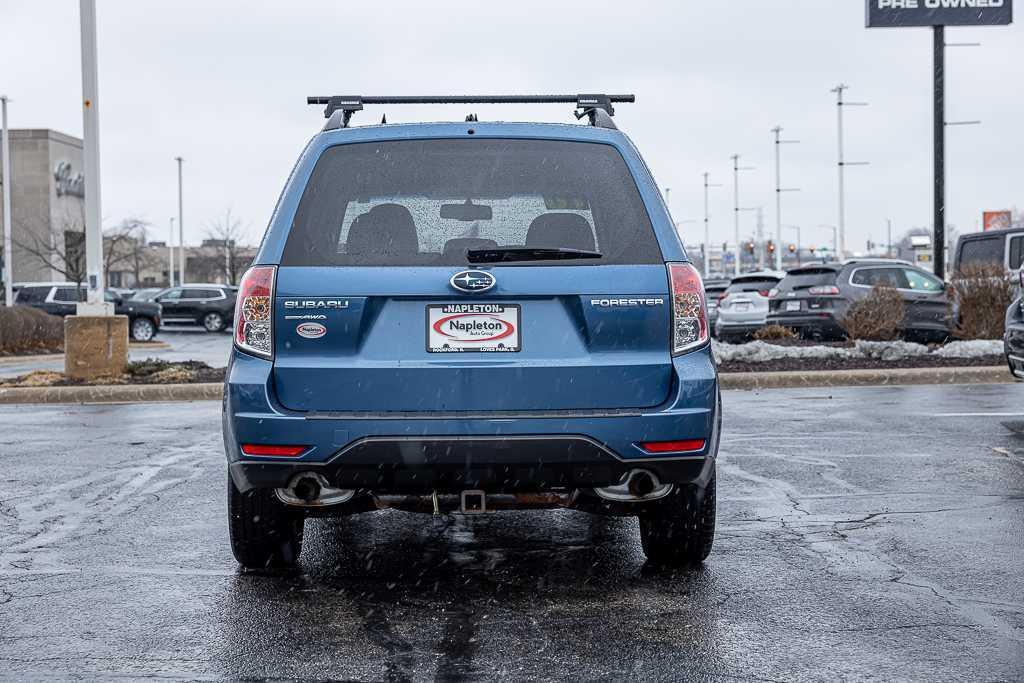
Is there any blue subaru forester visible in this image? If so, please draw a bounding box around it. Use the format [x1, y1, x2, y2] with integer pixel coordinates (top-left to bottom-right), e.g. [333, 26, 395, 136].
[223, 94, 720, 568]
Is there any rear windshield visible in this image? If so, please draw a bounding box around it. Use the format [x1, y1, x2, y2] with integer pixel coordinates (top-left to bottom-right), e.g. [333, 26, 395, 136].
[777, 268, 838, 292]
[726, 278, 779, 293]
[282, 139, 662, 266]
[957, 236, 1003, 269]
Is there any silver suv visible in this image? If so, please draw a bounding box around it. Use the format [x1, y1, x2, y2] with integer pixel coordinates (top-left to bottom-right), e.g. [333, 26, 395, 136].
[714, 271, 784, 342]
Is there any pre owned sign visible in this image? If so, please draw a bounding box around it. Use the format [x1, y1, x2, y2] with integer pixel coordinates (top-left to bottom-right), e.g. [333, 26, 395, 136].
[867, 0, 1012, 25]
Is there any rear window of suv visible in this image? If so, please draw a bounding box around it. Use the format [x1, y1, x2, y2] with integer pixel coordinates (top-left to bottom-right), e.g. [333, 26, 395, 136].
[776, 268, 839, 292]
[282, 139, 663, 266]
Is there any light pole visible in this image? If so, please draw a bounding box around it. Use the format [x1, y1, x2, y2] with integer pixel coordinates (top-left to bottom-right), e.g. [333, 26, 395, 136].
[79, 0, 107, 313]
[702, 172, 722, 278]
[168, 217, 175, 287]
[1, 96, 12, 307]
[771, 125, 800, 272]
[819, 224, 839, 260]
[831, 84, 868, 260]
[731, 154, 755, 277]
[175, 156, 184, 286]
[782, 225, 801, 268]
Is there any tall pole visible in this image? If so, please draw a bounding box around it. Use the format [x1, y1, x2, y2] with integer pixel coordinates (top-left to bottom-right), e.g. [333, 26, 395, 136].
[732, 155, 741, 277]
[933, 26, 946, 280]
[1, 96, 12, 307]
[772, 126, 800, 272]
[168, 217, 175, 286]
[175, 156, 184, 286]
[702, 172, 721, 279]
[832, 84, 868, 261]
[79, 0, 106, 310]
[887, 218, 893, 258]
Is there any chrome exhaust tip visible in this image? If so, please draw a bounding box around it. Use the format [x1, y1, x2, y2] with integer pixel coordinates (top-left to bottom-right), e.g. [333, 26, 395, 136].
[594, 469, 673, 502]
[276, 473, 356, 507]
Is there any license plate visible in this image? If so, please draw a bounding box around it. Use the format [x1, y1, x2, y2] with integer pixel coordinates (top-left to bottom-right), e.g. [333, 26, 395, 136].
[734, 302, 751, 312]
[427, 304, 521, 353]
[785, 301, 801, 312]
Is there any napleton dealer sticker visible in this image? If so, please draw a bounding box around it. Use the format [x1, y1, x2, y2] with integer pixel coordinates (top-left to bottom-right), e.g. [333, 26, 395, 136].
[427, 303, 521, 353]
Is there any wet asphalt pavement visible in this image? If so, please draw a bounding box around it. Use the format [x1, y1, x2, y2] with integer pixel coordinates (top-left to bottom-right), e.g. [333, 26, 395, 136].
[1, 384, 1022, 680]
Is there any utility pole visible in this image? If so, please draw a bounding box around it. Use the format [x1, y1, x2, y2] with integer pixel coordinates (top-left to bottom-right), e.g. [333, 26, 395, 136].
[731, 154, 755, 277]
[886, 219, 893, 258]
[702, 172, 722, 279]
[175, 156, 184, 286]
[168, 217, 175, 287]
[79, 0, 107, 313]
[756, 207, 765, 271]
[831, 84, 868, 260]
[771, 125, 800, 272]
[1, 96, 12, 307]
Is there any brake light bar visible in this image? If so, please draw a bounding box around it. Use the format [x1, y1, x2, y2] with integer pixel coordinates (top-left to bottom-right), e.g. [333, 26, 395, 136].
[808, 285, 840, 296]
[240, 444, 307, 457]
[639, 439, 706, 454]
[667, 263, 709, 355]
[234, 265, 276, 359]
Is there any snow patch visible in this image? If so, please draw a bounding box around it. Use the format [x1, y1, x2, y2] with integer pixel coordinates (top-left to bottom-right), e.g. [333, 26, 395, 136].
[712, 338, 1004, 365]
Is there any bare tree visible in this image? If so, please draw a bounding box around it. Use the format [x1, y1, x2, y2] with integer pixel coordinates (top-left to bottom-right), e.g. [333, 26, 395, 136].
[104, 218, 157, 287]
[204, 209, 251, 285]
[14, 207, 87, 296]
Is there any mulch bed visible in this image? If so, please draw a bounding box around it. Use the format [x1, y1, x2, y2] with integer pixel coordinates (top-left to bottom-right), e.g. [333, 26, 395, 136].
[719, 354, 1005, 374]
[0, 360, 225, 387]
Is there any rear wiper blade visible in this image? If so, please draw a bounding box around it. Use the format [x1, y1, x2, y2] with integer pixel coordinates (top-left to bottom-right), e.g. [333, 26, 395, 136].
[466, 247, 603, 263]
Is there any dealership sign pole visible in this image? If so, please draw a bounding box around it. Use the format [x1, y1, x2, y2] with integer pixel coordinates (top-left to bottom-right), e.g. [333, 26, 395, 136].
[866, 0, 1013, 279]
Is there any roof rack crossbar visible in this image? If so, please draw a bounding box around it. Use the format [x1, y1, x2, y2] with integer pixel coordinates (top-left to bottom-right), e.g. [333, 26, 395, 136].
[307, 94, 635, 129]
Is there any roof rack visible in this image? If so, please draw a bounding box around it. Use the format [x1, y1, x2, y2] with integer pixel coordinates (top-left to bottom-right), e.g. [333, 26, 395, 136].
[306, 94, 635, 131]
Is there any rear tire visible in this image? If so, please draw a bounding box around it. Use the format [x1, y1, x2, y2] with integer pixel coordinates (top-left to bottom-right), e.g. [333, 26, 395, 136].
[203, 312, 225, 333]
[638, 468, 716, 567]
[228, 476, 304, 569]
[130, 317, 156, 342]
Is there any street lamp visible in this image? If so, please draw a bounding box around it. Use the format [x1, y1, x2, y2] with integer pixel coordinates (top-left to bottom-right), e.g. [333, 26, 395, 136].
[175, 156, 184, 286]
[831, 84, 869, 259]
[702, 172, 723, 278]
[772, 126, 800, 272]
[818, 224, 839, 259]
[730, 154, 756, 277]
[1, 95, 12, 307]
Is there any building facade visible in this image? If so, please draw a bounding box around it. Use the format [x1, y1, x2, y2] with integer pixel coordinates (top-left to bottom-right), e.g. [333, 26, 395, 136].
[0, 129, 86, 286]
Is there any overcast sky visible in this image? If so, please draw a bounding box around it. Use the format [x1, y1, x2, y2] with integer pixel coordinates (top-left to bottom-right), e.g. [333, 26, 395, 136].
[2, 0, 1022, 254]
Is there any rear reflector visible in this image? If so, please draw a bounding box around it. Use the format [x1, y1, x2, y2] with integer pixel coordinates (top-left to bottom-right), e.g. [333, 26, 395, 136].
[639, 439, 706, 454]
[667, 263, 709, 355]
[240, 444, 307, 457]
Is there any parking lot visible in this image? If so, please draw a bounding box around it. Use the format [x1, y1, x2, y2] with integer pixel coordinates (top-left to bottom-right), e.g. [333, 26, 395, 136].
[1, 383, 1021, 679]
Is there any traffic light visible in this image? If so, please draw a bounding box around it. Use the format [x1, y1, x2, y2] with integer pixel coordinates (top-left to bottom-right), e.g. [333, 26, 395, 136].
[787, 244, 797, 254]
[808, 245, 816, 254]
[767, 241, 776, 253]
[745, 241, 755, 254]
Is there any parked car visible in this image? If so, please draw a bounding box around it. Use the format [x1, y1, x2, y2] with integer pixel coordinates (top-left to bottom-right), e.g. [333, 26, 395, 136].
[954, 226, 1024, 274]
[714, 271, 784, 342]
[1005, 272, 1024, 380]
[130, 287, 164, 302]
[703, 278, 731, 331]
[13, 282, 162, 341]
[766, 259, 949, 341]
[152, 284, 237, 332]
[223, 94, 721, 569]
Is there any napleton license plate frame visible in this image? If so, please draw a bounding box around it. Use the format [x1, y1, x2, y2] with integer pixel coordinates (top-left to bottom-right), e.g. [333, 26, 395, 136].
[426, 303, 522, 353]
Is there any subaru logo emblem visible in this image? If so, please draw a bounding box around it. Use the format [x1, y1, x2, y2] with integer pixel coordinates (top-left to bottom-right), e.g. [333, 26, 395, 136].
[449, 270, 495, 294]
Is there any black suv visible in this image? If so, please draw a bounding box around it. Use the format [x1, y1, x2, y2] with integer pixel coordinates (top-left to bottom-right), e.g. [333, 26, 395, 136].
[153, 284, 236, 333]
[767, 259, 949, 341]
[13, 283, 162, 341]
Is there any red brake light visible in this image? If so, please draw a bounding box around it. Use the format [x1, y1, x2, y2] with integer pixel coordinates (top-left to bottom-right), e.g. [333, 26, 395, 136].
[668, 263, 709, 355]
[639, 439, 706, 454]
[234, 266, 276, 359]
[757, 289, 771, 297]
[240, 444, 307, 457]
[808, 285, 840, 296]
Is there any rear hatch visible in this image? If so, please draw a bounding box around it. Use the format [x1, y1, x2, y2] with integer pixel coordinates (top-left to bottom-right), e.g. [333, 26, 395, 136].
[271, 137, 673, 413]
[769, 267, 843, 317]
[718, 275, 780, 324]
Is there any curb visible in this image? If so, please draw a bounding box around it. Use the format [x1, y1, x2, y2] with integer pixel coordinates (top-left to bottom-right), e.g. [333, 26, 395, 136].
[719, 365, 1012, 391]
[0, 366, 1013, 405]
[0, 341, 171, 365]
[0, 382, 222, 405]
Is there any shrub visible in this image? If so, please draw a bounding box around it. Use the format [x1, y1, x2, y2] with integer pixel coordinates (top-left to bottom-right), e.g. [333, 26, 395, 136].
[0, 307, 64, 354]
[949, 262, 1015, 340]
[841, 284, 905, 341]
[753, 324, 798, 342]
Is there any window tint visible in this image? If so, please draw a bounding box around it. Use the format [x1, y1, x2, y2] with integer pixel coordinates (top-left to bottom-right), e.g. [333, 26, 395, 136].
[1009, 235, 1024, 270]
[777, 269, 839, 292]
[903, 269, 943, 292]
[283, 139, 662, 267]
[726, 278, 779, 293]
[183, 288, 221, 299]
[53, 287, 81, 303]
[159, 289, 182, 301]
[958, 236, 1003, 268]
[850, 267, 908, 288]
[15, 287, 51, 304]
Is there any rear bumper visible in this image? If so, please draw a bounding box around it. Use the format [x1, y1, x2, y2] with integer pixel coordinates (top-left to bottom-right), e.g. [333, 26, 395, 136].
[223, 348, 720, 493]
[1005, 322, 1024, 379]
[766, 312, 845, 337]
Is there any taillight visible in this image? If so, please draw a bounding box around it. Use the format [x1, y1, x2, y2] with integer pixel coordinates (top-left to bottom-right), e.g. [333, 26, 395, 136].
[808, 285, 840, 295]
[668, 262, 709, 355]
[234, 265, 276, 359]
[768, 288, 779, 297]
[757, 289, 771, 297]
